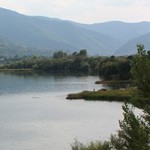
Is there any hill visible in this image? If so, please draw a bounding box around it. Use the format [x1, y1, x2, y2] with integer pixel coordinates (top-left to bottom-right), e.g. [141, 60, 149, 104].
[0, 7, 118, 56]
[80, 21, 150, 44]
[0, 7, 150, 56]
[0, 38, 52, 57]
[115, 32, 150, 55]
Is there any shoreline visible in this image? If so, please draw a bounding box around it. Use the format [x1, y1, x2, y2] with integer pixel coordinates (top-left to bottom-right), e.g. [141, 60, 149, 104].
[66, 88, 134, 102]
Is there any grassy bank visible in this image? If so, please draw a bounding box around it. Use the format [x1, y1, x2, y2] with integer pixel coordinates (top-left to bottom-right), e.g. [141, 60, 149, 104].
[67, 88, 135, 102]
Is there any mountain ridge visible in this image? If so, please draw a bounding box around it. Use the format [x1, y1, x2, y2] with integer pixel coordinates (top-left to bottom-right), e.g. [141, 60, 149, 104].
[0, 7, 150, 56]
[115, 32, 150, 55]
[0, 7, 118, 56]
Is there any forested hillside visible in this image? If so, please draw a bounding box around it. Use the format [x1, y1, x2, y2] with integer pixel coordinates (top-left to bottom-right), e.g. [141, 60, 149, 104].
[0, 7, 150, 56]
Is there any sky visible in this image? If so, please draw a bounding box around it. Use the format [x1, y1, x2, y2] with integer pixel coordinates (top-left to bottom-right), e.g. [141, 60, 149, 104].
[0, 0, 150, 24]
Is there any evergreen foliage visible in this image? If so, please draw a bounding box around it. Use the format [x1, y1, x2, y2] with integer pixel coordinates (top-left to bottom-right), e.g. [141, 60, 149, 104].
[131, 44, 150, 97]
[111, 103, 150, 150]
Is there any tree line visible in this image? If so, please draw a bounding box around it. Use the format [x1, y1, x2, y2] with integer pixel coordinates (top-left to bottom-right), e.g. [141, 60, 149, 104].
[0, 49, 131, 80]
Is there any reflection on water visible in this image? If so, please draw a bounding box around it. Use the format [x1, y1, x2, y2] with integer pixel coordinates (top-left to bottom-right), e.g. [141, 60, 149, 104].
[103, 83, 130, 90]
[0, 71, 104, 95]
[0, 71, 123, 150]
[0, 70, 91, 78]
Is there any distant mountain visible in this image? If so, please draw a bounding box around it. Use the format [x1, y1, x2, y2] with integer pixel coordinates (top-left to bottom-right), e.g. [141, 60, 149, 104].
[0, 7, 118, 56]
[0, 38, 52, 57]
[0, 38, 28, 56]
[79, 21, 150, 44]
[0, 7, 150, 56]
[115, 32, 150, 56]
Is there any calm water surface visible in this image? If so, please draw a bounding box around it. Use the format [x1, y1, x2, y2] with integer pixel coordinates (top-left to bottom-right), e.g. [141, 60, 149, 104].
[0, 72, 123, 150]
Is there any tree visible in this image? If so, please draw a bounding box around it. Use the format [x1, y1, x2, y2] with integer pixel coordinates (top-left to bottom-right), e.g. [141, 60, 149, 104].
[53, 51, 67, 59]
[111, 103, 150, 150]
[99, 60, 118, 80]
[117, 58, 131, 80]
[71, 103, 150, 150]
[111, 45, 150, 149]
[131, 44, 150, 97]
[79, 49, 87, 57]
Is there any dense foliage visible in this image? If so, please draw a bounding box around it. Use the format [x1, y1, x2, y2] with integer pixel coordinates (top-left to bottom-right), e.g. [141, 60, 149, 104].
[99, 56, 131, 80]
[71, 44, 150, 150]
[0, 50, 131, 79]
[110, 104, 150, 150]
[131, 44, 150, 97]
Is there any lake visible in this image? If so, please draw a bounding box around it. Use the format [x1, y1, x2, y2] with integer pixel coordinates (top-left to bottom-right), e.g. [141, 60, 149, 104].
[0, 71, 123, 150]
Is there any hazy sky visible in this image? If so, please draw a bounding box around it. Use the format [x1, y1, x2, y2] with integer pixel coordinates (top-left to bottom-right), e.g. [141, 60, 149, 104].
[0, 0, 150, 23]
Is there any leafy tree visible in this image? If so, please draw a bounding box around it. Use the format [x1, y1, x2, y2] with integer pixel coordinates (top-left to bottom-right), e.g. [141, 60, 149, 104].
[99, 60, 118, 80]
[79, 49, 87, 57]
[111, 103, 150, 150]
[53, 51, 67, 59]
[131, 44, 150, 97]
[117, 58, 131, 80]
[99, 57, 131, 80]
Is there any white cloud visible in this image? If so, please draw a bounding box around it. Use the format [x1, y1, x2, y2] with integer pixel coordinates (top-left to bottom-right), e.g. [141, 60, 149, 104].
[0, 0, 150, 23]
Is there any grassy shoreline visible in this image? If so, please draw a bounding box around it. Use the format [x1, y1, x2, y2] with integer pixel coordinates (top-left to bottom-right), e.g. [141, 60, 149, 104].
[67, 88, 135, 102]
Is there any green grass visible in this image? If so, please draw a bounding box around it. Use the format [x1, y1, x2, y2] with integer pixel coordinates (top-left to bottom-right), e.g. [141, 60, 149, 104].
[67, 88, 136, 102]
